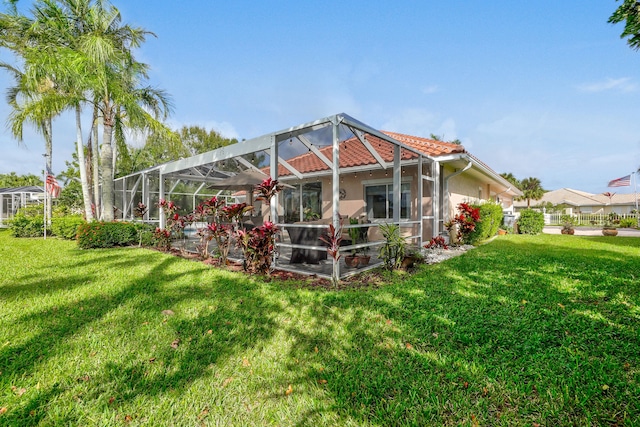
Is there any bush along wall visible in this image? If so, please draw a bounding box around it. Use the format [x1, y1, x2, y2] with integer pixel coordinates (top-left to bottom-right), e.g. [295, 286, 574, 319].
[51, 215, 85, 240]
[76, 221, 139, 249]
[468, 202, 504, 244]
[517, 209, 545, 235]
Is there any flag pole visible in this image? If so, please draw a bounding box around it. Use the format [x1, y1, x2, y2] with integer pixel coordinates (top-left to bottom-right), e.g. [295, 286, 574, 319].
[633, 171, 638, 215]
[635, 171, 639, 227]
[43, 154, 48, 240]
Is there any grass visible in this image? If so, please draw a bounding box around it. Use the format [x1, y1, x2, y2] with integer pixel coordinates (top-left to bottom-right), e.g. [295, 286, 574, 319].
[0, 228, 638, 426]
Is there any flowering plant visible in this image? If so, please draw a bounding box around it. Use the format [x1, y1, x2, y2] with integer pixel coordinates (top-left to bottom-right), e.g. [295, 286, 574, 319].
[446, 203, 481, 244]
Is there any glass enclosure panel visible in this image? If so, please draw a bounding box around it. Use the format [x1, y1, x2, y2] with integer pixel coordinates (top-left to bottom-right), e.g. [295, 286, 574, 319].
[283, 187, 300, 223]
[366, 185, 388, 219]
[283, 182, 322, 222]
[302, 182, 322, 221]
[366, 183, 411, 220]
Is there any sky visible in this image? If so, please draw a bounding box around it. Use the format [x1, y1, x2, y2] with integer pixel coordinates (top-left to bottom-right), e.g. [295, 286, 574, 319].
[1, 0, 639, 194]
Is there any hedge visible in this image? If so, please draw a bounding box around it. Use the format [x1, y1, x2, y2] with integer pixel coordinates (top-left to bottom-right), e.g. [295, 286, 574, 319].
[76, 221, 139, 249]
[517, 209, 545, 235]
[8, 205, 46, 237]
[468, 202, 504, 244]
[51, 215, 85, 240]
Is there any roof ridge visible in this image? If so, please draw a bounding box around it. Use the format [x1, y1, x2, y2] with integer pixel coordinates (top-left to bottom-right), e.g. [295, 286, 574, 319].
[381, 130, 464, 150]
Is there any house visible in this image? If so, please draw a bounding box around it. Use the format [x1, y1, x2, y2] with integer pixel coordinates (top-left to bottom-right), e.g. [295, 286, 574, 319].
[0, 186, 45, 227]
[262, 129, 520, 242]
[513, 188, 639, 215]
[114, 113, 521, 280]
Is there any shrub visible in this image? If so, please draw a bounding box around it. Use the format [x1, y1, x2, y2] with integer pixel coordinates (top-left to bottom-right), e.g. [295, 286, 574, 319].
[134, 223, 157, 247]
[378, 223, 407, 270]
[424, 236, 448, 250]
[517, 209, 544, 235]
[76, 221, 138, 249]
[9, 205, 46, 237]
[51, 215, 85, 239]
[445, 203, 481, 244]
[619, 217, 637, 228]
[235, 221, 279, 274]
[467, 202, 503, 244]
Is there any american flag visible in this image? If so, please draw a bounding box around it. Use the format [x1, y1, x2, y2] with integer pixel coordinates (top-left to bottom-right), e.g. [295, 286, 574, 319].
[607, 175, 631, 187]
[46, 167, 61, 197]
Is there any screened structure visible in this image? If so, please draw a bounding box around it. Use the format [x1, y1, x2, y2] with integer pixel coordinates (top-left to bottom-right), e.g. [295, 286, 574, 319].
[0, 186, 45, 227]
[114, 113, 439, 281]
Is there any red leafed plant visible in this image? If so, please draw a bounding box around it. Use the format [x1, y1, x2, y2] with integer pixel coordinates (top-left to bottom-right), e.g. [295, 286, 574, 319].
[254, 177, 283, 206]
[319, 221, 343, 261]
[156, 199, 188, 250]
[221, 203, 252, 223]
[424, 236, 448, 250]
[445, 203, 481, 244]
[319, 220, 343, 287]
[205, 222, 233, 263]
[235, 221, 279, 274]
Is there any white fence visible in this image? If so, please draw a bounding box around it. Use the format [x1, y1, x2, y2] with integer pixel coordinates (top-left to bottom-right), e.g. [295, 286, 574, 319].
[545, 212, 640, 226]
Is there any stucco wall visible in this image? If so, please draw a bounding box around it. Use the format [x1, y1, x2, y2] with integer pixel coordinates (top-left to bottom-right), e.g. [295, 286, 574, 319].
[444, 165, 514, 221]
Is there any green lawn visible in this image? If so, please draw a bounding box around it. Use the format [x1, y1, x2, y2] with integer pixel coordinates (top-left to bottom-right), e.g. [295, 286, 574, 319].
[0, 229, 638, 426]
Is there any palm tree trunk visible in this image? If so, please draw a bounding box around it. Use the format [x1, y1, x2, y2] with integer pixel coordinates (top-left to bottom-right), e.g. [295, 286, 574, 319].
[76, 105, 94, 221]
[100, 108, 115, 221]
[91, 105, 100, 215]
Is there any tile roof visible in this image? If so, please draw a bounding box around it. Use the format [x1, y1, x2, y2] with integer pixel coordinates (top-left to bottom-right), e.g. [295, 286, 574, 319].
[269, 131, 465, 177]
[380, 131, 465, 156]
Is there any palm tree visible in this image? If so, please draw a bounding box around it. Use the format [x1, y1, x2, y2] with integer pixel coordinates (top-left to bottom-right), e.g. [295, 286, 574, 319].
[518, 177, 545, 208]
[500, 172, 521, 189]
[0, 7, 60, 220]
[61, 0, 172, 220]
[2, 0, 172, 221]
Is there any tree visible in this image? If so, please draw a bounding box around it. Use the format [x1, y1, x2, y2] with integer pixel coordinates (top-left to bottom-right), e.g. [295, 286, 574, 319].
[2, 0, 173, 221]
[609, 0, 640, 50]
[518, 177, 545, 208]
[0, 172, 42, 187]
[121, 126, 238, 175]
[84, 8, 172, 221]
[0, 3, 64, 221]
[500, 172, 521, 189]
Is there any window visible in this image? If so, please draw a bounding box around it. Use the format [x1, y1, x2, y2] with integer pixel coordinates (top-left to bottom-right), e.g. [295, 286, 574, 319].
[365, 182, 411, 220]
[283, 182, 322, 222]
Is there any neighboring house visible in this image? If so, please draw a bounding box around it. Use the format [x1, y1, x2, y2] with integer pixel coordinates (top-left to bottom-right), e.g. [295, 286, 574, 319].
[0, 186, 45, 227]
[513, 188, 639, 215]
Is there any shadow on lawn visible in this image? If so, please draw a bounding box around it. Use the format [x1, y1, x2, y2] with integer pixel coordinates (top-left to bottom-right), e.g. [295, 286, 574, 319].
[2, 235, 638, 425]
[0, 249, 281, 426]
[272, 237, 640, 426]
[0, 250, 151, 300]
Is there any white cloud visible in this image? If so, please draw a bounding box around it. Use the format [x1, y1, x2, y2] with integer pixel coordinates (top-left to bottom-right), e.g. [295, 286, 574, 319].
[577, 77, 638, 93]
[421, 85, 439, 95]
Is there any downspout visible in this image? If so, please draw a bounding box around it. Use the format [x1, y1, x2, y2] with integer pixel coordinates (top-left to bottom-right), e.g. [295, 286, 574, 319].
[443, 161, 472, 225]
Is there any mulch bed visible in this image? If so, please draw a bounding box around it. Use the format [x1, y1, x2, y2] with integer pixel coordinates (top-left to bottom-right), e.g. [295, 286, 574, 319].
[165, 246, 471, 290]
